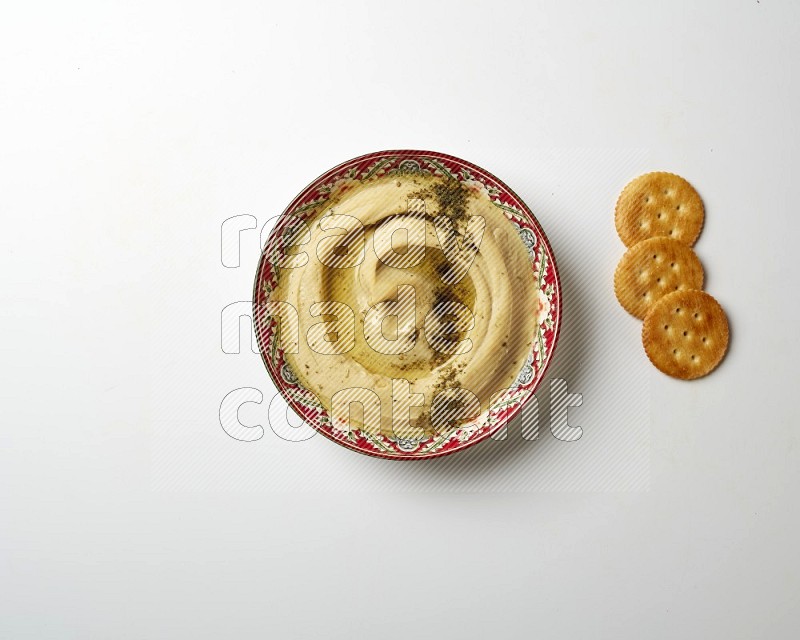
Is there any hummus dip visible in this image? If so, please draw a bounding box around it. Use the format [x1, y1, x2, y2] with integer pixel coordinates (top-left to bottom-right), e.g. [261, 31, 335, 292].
[270, 172, 537, 439]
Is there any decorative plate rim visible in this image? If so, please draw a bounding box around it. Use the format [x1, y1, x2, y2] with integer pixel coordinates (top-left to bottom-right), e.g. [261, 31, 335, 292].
[253, 149, 562, 460]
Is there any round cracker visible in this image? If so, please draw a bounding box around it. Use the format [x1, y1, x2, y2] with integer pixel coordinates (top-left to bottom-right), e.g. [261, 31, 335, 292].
[642, 290, 729, 380]
[614, 237, 704, 319]
[615, 172, 704, 247]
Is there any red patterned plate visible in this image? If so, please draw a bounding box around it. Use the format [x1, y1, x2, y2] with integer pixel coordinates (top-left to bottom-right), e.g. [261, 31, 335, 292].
[253, 150, 561, 459]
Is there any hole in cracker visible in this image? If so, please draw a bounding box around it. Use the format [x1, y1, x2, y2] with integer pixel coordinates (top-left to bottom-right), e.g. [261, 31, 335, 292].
[691, 355, 697, 361]
[702, 337, 707, 343]
[663, 189, 669, 195]
[645, 196, 651, 203]
[673, 348, 679, 356]
[675, 308, 681, 313]
[671, 262, 676, 268]
[669, 229, 674, 235]
[683, 331, 688, 337]
[676, 205, 681, 211]
[664, 324, 669, 330]
[657, 212, 662, 219]
[652, 254, 657, 259]
[694, 313, 700, 319]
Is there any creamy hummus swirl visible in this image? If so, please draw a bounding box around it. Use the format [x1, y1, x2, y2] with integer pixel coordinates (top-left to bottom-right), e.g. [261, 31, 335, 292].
[271, 173, 537, 439]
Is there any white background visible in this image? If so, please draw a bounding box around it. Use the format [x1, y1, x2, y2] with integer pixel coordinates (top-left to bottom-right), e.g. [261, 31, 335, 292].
[1, 1, 798, 638]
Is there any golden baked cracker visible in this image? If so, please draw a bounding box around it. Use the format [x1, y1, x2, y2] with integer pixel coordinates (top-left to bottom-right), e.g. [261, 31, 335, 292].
[642, 290, 729, 380]
[615, 172, 704, 247]
[614, 237, 704, 319]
